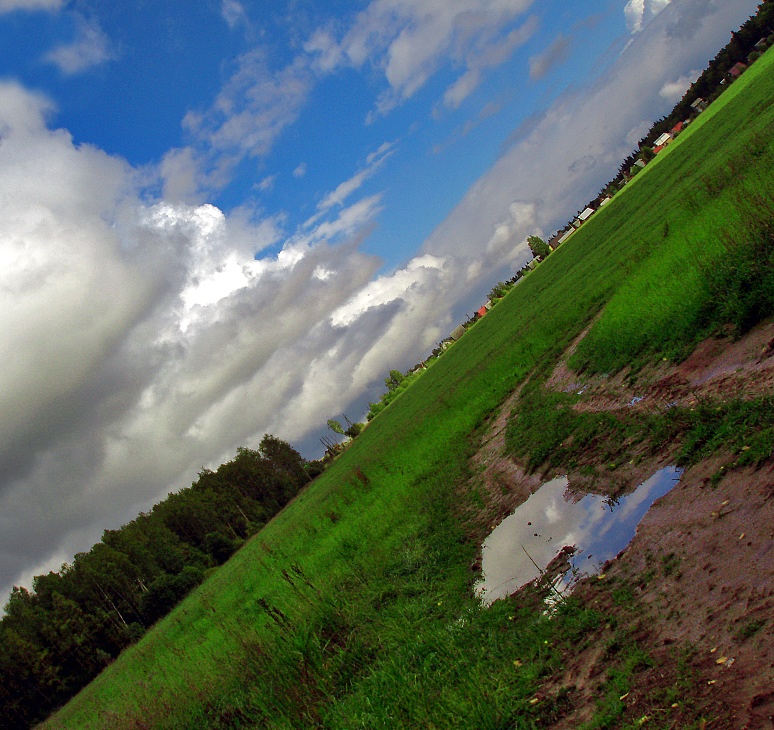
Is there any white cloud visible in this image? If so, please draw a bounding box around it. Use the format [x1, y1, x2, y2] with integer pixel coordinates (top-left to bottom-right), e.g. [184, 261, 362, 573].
[221, 0, 247, 29]
[0, 0, 62, 11]
[304, 27, 346, 73]
[293, 162, 307, 178]
[306, 0, 536, 118]
[316, 141, 395, 212]
[659, 68, 700, 101]
[44, 16, 116, 74]
[0, 84, 429, 599]
[257, 174, 277, 192]
[625, 120, 652, 147]
[421, 0, 759, 276]
[624, 0, 672, 34]
[330, 254, 445, 327]
[197, 51, 311, 158]
[176, 50, 313, 199]
[0, 0, 762, 605]
[445, 14, 539, 108]
[309, 194, 384, 242]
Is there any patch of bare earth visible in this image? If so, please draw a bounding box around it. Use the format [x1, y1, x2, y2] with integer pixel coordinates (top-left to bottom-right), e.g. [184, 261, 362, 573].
[464, 322, 774, 728]
[548, 319, 774, 413]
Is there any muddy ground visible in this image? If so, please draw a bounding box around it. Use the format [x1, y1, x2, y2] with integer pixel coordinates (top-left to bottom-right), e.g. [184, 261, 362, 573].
[463, 322, 774, 728]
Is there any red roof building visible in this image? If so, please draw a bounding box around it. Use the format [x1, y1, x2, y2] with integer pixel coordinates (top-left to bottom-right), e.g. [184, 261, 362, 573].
[477, 305, 488, 318]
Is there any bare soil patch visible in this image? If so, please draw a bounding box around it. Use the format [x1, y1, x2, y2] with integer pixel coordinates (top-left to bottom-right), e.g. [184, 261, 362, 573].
[547, 319, 774, 415]
[464, 323, 774, 728]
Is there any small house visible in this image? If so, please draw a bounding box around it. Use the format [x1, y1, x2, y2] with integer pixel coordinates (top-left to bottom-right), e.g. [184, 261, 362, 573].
[547, 233, 562, 250]
[558, 229, 574, 245]
[578, 207, 595, 222]
[653, 132, 672, 153]
[476, 305, 488, 318]
[629, 159, 646, 177]
[729, 62, 747, 78]
[690, 97, 707, 113]
[450, 324, 466, 341]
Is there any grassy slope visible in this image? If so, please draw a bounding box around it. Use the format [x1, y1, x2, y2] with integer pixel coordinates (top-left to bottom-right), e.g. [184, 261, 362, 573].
[44, 51, 774, 729]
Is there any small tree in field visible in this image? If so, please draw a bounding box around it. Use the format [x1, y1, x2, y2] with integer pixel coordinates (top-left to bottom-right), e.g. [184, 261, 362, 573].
[527, 235, 550, 259]
[384, 369, 405, 392]
[326, 419, 345, 435]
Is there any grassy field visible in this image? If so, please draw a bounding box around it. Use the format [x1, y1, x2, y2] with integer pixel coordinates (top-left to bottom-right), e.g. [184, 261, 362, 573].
[44, 50, 774, 729]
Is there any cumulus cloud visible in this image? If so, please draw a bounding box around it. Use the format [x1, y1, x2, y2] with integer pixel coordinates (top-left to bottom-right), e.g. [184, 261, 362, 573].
[0, 84, 446, 599]
[293, 162, 307, 178]
[44, 15, 116, 74]
[0, 0, 761, 603]
[305, 0, 537, 119]
[0, 0, 61, 11]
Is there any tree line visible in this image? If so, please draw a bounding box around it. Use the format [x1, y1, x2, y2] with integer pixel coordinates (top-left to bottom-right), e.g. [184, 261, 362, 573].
[360, 4, 774, 432]
[0, 435, 312, 729]
[559, 0, 774, 238]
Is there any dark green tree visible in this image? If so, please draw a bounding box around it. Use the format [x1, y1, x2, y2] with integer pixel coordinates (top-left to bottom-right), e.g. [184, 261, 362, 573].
[527, 235, 550, 259]
[384, 369, 405, 392]
[327, 419, 345, 435]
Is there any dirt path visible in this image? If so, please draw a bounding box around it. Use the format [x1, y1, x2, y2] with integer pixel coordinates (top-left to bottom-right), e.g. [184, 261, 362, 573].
[548, 320, 774, 415]
[464, 321, 774, 728]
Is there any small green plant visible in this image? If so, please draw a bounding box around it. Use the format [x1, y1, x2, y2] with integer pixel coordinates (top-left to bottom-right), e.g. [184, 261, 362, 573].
[736, 618, 765, 641]
[661, 552, 681, 577]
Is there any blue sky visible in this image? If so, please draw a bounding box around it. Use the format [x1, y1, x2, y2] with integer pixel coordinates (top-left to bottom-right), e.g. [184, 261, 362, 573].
[0, 0, 760, 598]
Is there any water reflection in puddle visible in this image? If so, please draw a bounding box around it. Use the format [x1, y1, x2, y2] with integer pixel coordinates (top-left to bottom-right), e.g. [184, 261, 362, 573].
[476, 466, 682, 605]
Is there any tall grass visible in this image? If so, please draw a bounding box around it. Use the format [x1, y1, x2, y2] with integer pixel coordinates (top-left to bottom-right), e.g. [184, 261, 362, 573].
[43, 48, 774, 730]
[570, 52, 774, 373]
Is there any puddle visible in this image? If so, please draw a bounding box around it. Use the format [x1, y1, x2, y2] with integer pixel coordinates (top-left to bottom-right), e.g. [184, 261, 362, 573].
[476, 466, 682, 605]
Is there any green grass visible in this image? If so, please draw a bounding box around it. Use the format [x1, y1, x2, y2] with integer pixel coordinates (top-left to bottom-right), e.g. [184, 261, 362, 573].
[569, 52, 774, 373]
[506, 383, 774, 478]
[43, 48, 774, 730]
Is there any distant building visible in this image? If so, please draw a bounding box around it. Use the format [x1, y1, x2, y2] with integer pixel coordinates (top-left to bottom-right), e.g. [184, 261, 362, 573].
[599, 196, 612, 207]
[548, 233, 562, 250]
[629, 159, 646, 177]
[450, 324, 466, 341]
[578, 207, 595, 222]
[729, 61, 747, 78]
[558, 229, 574, 245]
[477, 305, 488, 318]
[690, 97, 707, 113]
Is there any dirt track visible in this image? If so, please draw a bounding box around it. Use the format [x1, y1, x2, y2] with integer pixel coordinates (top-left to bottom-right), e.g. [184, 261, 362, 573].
[464, 322, 774, 728]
